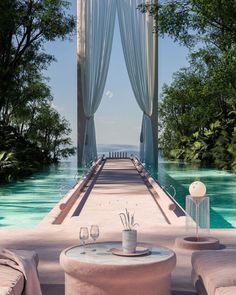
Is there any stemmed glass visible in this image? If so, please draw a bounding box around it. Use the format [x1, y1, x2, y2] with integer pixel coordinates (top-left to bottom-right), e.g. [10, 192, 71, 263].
[90, 225, 99, 251]
[79, 227, 89, 254]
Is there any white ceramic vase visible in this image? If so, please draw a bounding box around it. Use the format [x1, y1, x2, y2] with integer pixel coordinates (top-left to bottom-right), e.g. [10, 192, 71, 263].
[122, 230, 137, 253]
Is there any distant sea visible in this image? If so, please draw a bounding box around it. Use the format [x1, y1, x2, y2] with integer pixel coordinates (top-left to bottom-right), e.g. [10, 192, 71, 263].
[97, 144, 139, 158]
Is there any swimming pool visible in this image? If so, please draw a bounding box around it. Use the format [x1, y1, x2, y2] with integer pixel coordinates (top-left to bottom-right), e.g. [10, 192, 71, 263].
[0, 157, 82, 228]
[0, 145, 236, 229]
[153, 159, 236, 229]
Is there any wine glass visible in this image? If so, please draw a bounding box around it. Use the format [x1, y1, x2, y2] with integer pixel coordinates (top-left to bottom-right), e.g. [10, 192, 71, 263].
[79, 227, 89, 254]
[90, 225, 99, 251]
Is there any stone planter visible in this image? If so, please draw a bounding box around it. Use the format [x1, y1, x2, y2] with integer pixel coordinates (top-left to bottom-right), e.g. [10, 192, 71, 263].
[175, 236, 220, 250]
[122, 230, 137, 253]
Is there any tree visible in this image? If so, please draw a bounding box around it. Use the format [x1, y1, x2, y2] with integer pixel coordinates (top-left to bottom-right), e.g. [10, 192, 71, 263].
[139, 0, 236, 172]
[138, 1, 236, 46]
[0, 0, 76, 182]
[0, 0, 75, 123]
[0, 122, 45, 183]
[28, 103, 75, 162]
[159, 61, 236, 169]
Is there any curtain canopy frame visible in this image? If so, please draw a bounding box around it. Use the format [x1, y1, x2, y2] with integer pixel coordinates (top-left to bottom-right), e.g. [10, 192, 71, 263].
[77, 0, 158, 169]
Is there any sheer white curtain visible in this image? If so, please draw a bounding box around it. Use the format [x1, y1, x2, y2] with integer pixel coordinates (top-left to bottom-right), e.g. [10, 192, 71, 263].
[117, 0, 157, 166]
[78, 0, 116, 165]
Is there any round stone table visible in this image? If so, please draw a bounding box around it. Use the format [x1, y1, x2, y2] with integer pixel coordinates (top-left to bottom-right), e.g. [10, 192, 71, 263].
[60, 242, 176, 295]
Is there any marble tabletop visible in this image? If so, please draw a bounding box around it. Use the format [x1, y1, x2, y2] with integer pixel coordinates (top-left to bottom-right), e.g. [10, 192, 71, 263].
[65, 242, 175, 266]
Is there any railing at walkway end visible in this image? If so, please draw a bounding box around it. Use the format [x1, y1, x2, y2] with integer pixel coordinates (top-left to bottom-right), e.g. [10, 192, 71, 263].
[107, 151, 129, 159]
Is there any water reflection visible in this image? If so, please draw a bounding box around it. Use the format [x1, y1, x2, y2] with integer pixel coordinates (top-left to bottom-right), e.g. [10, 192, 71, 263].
[150, 158, 236, 228]
[0, 156, 82, 228]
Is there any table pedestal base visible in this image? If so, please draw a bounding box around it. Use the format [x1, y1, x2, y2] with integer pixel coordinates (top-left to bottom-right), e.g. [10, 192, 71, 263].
[60, 243, 176, 295]
[65, 273, 171, 295]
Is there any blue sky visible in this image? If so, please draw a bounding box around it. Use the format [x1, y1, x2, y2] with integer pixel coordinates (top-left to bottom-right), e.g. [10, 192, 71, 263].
[44, 1, 189, 146]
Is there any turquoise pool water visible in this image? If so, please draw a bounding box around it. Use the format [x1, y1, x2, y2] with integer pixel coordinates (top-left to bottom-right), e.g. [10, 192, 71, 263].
[0, 145, 236, 229]
[152, 159, 236, 229]
[0, 157, 81, 228]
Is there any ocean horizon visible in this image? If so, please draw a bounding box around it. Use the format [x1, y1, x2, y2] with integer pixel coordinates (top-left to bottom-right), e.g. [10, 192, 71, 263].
[97, 144, 139, 157]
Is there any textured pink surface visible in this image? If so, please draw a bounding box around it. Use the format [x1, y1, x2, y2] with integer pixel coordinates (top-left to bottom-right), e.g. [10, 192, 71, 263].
[0, 250, 40, 295]
[175, 237, 220, 250]
[0, 265, 24, 295]
[132, 158, 185, 225]
[216, 287, 236, 295]
[192, 250, 236, 295]
[60, 243, 176, 295]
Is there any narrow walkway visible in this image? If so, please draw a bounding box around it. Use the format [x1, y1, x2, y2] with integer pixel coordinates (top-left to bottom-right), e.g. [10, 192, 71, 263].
[66, 159, 166, 230]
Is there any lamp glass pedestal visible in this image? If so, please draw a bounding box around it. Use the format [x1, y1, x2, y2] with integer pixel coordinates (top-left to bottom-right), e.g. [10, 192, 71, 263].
[175, 195, 220, 250]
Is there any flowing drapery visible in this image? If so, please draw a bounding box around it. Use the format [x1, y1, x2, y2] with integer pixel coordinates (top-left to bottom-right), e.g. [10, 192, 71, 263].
[77, 0, 116, 165]
[117, 0, 157, 166]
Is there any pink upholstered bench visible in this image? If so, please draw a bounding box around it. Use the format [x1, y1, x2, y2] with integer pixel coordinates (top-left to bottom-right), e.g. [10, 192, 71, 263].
[216, 287, 236, 295]
[192, 250, 236, 295]
[0, 251, 39, 295]
[0, 265, 24, 295]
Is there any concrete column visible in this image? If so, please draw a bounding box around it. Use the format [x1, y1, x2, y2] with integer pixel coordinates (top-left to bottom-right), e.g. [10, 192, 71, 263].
[151, 0, 158, 170]
[77, 1, 86, 167]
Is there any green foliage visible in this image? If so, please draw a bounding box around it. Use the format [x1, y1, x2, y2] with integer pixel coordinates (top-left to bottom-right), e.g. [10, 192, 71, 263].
[0, 0, 75, 120]
[0, 0, 76, 183]
[138, 0, 236, 47]
[27, 103, 76, 162]
[159, 62, 236, 171]
[0, 122, 44, 183]
[139, 0, 236, 172]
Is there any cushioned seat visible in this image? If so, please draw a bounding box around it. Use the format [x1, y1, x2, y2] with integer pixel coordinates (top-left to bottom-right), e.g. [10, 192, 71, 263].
[0, 250, 39, 295]
[192, 250, 236, 295]
[0, 265, 24, 295]
[216, 287, 236, 295]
